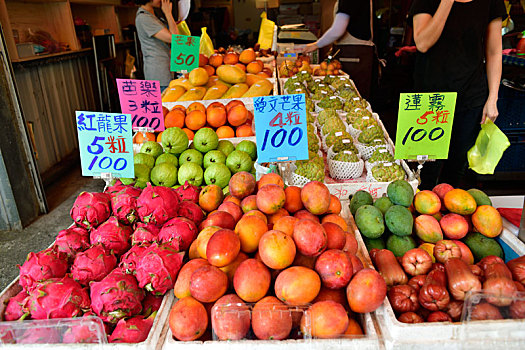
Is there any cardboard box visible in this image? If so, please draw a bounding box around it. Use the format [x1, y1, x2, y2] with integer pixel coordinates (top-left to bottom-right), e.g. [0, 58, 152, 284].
[256, 0, 280, 9]
[279, 4, 300, 14]
[277, 14, 304, 26]
[299, 3, 312, 15]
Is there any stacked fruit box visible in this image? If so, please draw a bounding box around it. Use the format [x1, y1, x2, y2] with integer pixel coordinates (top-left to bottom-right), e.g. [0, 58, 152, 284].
[349, 187, 525, 349]
[277, 72, 417, 200]
[159, 202, 383, 350]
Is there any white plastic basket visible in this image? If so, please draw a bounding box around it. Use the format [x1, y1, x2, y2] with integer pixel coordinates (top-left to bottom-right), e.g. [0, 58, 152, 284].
[328, 156, 364, 180]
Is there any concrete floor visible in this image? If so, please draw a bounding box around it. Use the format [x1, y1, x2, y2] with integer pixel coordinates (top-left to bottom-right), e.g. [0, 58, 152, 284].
[0, 172, 104, 292]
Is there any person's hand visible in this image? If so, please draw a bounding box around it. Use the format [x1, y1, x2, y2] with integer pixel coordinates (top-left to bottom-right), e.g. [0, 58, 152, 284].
[161, 0, 172, 17]
[303, 43, 319, 54]
[481, 97, 498, 123]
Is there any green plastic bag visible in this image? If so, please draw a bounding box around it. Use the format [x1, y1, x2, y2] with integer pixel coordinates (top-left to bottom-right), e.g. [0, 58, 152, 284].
[467, 120, 510, 174]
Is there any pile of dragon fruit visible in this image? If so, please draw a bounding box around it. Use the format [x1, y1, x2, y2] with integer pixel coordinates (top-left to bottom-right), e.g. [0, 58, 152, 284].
[1, 181, 203, 343]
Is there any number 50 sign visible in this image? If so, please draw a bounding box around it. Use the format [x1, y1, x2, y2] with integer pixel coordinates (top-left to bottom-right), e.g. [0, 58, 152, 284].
[254, 94, 309, 163]
[170, 35, 200, 72]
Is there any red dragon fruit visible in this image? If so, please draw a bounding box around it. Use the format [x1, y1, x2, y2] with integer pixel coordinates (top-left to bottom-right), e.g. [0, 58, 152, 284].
[158, 217, 198, 251]
[132, 222, 160, 245]
[62, 315, 107, 343]
[119, 243, 150, 275]
[71, 243, 118, 285]
[90, 216, 132, 255]
[178, 201, 205, 225]
[104, 179, 127, 197]
[70, 192, 111, 229]
[25, 276, 90, 319]
[18, 246, 69, 291]
[17, 327, 61, 344]
[136, 184, 180, 226]
[175, 181, 201, 204]
[142, 294, 163, 317]
[108, 311, 157, 343]
[3, 290, 29, 321]
[135, 243, 184, 295]
[54, 226, 90, 260]
[90, 269, 144, 323]
[111, 186, 143, 225]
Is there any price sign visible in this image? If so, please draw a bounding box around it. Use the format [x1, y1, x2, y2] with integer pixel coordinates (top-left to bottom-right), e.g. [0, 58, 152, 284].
[394, 92, 457, 160]
[254, 94, 308, 163]
[170, 34, 200, 72]
[76, 112, 134, 178]
[117, 79, 164, 132]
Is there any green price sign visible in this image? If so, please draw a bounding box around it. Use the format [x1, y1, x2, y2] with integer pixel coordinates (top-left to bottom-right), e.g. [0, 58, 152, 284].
[170, 35, 200, 72]
[394, 92, 457, 160]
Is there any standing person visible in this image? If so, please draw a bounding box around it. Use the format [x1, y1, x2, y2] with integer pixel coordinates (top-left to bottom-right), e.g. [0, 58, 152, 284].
[303, 0, 375, 99]
[410, 0, 506, 189]
[136, 0, 179, 90]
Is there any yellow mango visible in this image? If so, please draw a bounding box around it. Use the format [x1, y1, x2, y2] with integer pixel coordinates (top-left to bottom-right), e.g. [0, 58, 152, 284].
[177, 87, 207, 101]
[245, 73, 265, 87]
[221, 83, 249, 99]
[189, 67, 209, 86]
[216, 65, 247, 84]
[169, 78, 194, 90]
[216, 79, 232, 88]
[162, 86, 186, 102]
[202, 84, 229, 100]
[241, 79, 273, 97]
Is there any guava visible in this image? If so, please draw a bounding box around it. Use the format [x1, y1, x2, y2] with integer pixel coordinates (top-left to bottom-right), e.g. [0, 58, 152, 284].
[193, 128, 219, 153]
[204, 163, 231, 188]
[177, 162, 204, 187]
[120, 163, 151, 186]
[140, 141, 163, 159]
[235, 140, 257, 161]
[155, 153, 179, 167]
[226, 150, 253, 174]
[150, 162, 178, 187]
[161, 127, 188, 154]
[179, 149, 204, 167]
[217, 140, 235, 157]
[203, 150, 226, 168]
[134, 153, 155, 169]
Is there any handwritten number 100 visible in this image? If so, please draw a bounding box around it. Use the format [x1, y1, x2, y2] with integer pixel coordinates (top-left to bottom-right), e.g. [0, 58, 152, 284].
[261, 127, 303, 151]
[402, 126, 444, 145]
[88, 156, 127, 172]
[132, 115, 160, 130]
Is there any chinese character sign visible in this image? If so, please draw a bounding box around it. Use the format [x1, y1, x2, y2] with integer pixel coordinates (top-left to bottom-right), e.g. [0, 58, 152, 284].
[117, 79, 164, 132]
[394, 92, 457, 160]
[170, 35, 200, 72]
[76, 112, 134, 178]
[254, 94, 308, 163]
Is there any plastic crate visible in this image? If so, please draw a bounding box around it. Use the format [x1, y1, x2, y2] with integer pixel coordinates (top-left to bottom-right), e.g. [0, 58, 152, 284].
[495, 132, 525, 172]
[496, 83, 525, 132]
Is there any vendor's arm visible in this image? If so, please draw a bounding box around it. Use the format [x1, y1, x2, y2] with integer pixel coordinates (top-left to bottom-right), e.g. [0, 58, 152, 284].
[153, 0, 180, 43]
[412, 0, 454, 53]
[303, 13, 349, 53]
[482, 17, 503, 123]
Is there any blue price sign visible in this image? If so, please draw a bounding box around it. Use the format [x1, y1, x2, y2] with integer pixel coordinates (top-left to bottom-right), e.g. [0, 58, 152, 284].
[75, 112, 134, 178]
[254, 94, 308, 163]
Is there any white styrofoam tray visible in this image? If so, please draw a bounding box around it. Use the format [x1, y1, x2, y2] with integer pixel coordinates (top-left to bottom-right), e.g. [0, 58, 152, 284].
[0, 276, 173, 349]
[352, 215, 525, 349]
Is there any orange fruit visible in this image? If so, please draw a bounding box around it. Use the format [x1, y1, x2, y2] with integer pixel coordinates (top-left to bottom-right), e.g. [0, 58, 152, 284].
[187, 102, 206, 114]
[226, 100, 245, 113]
[344, 318, 363, 336]
[164, 109, 185, 128]
[236, 125, 254, 137]
[207, 105, 227, 128]
[228, 105, 249, 127]
[185, 110, 207, 130]
[173, 104, 186, 113]
[182, 128, 195, 140]
[216, 125, 235, 138]
[203, 64, 215, 77]
[156, 131, 163, 142]
[133, 132, 155, 144]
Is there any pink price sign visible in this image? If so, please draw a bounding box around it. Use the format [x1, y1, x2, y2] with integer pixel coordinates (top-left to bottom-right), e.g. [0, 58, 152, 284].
[117, 79, 165, 132]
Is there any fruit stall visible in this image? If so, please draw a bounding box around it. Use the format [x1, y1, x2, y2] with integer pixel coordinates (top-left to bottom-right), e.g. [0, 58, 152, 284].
[1, 42, 525, 350]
